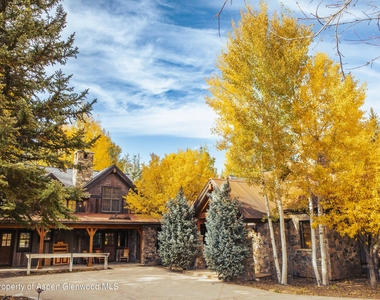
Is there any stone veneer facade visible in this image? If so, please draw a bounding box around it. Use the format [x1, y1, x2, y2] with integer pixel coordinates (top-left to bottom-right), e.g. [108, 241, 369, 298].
[194, 217, 362, 281]
[73, 150, 94, 187]
[251, 221, 293, 281]
[141, 225, 161, 265]
[248, 214, 362, 280]
[288, 214, 361, 279]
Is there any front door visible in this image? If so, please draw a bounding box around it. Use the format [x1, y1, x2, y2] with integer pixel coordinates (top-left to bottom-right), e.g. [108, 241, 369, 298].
[104, 232, 116, 261]
[0, 232, 13, 266]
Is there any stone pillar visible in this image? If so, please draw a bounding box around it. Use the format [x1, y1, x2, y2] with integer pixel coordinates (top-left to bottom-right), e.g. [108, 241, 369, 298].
[240, 231, 255, 281]
[141, 226, 161, 265]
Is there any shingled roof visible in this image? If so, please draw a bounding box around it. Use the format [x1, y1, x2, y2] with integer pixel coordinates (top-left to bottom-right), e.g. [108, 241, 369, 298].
[194, 178, 276, 222]
[45, 165, 133, 189]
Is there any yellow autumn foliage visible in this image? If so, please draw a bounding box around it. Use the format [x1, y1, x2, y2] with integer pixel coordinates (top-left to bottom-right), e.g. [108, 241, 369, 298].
[206, 1, 311, 189]
[290, 52, 366, 199]
[63, 115, 122, 171]
[126, 148, 216, 218]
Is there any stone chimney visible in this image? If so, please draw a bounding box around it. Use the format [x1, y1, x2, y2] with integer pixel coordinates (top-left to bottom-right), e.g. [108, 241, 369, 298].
[73, 150, 94, 187]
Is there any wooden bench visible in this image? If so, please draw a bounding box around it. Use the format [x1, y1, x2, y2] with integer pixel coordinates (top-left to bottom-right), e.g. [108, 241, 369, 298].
[52, 241, 69, 265]
[25, 253, 110, 275]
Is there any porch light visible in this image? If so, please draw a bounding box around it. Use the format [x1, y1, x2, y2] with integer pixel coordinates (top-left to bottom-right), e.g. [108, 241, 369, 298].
[36, 287, 44, 300]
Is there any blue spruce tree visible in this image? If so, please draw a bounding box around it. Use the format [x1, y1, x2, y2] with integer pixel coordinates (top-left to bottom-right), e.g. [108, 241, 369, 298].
[158, 188, 200, 270]
[203, 180, 249, 281]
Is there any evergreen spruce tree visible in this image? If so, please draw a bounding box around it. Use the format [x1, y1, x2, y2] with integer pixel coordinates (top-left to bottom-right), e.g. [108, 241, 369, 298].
[125, 154, 142, 181]
[203, 181, 249, 281]
[0, 0, 96, 228]
[158, 188, 200, 270]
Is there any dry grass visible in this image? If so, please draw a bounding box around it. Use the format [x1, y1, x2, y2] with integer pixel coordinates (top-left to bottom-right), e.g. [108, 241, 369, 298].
[236, 275, 380, 299]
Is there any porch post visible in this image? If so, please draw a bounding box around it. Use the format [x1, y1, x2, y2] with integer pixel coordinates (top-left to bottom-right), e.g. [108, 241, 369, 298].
[86, 227, 97, 266]
[137, 228, 142, 264]
[36, 227, 47, 269]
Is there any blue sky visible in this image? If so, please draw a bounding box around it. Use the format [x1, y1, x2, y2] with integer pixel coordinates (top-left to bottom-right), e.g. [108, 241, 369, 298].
[60, 0, 380, 174]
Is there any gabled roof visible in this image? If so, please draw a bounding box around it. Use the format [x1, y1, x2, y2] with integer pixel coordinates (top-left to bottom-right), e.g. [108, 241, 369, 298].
[45, 165, 134, 190]
[83, 164, 134, 190]
[194, 178, 275, 222]
[45, 167, 80, 187]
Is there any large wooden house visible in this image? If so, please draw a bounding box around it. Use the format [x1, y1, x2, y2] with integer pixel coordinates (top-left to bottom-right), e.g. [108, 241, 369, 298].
[0, 151, 161, 268]
[193, 178, 363, 280]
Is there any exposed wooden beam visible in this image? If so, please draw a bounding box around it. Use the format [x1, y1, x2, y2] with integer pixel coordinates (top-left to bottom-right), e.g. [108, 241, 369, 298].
[35, 226, 47, 269]
[85, 227, 97, 266]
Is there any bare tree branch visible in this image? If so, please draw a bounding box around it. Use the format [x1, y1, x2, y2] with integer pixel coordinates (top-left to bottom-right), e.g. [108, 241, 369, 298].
[216, 0, 380, 74]
[215, 0, 231, 37]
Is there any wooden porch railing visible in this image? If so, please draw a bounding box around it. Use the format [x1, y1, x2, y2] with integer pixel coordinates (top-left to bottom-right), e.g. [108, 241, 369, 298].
[25, 253, 110, 275]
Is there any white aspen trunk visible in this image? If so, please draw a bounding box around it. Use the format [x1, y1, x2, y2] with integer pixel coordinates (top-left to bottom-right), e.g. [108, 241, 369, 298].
[318, 200, 329, 286]
[308, 196, 321, 286]
[263, 189, 282, 283]
[373, 245, 379, 282]
[274, 177, 287, 285]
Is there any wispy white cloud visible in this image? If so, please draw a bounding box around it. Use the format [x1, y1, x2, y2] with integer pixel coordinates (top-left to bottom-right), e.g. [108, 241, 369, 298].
[60, 0, 225, 139]
[57, 0, 380, 171]
[101, 103, 217, 139]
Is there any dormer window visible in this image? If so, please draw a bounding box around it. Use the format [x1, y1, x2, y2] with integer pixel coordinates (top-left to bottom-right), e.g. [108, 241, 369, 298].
[102, 187, 122, 213]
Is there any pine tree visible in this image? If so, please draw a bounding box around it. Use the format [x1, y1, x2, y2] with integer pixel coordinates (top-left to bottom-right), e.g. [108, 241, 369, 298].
[125, 154, 142, 181]
[203, 181, 249, 281]
[158, 188, 200, 270]
[0, 0, 95, 228]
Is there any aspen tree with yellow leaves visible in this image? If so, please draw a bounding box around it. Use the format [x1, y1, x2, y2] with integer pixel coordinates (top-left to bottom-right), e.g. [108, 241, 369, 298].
[64, 115, 122, 171]
[324, 135, 380, 288]
[126, 148, 216, 218]
[291, 53, 367, 286]
[206, 2, 312, 285]
[312, 113, 380, 288]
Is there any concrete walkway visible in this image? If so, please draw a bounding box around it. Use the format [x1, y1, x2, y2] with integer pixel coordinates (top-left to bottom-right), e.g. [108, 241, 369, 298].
[0, 265, 371, 300]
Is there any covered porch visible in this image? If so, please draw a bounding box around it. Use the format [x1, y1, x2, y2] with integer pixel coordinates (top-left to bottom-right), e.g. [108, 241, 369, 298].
[0, 214, 161, 268]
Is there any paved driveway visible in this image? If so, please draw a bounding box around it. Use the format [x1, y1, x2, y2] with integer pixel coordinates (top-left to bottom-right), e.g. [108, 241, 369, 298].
[0, 265, 370, 300]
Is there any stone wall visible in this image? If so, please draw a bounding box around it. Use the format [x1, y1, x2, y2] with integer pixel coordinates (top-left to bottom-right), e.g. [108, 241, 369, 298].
[250, 224, 272, 274]
[252, 221, 293, 280]
[194, 214, 363, 281]
[288, 214, 317, 278]
[288, 213, 362, 280]
[241, 232, 255, 281]
[328, 230, 361, 279]
[141, 225, 161, 265]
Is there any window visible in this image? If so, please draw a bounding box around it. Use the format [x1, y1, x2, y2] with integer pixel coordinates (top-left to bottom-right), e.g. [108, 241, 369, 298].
[300, 221, 311, 249]
[1, 233, 12, 247]
[104, 233, 115, 245]
[156, 227, 161, 250]
[117, 232, 128, 247]
[102, 187, 122, 213]
[18, 231, 32, 251]
[93, 232, 102, 249]
[67, 200, 77, 212]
